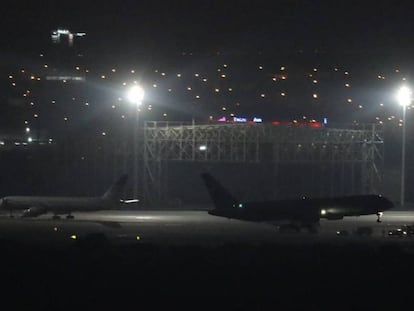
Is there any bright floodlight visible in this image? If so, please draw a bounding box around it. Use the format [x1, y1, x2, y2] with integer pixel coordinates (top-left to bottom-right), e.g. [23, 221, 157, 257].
[127, 85, 145, 105]
[397, 86, 412, 107]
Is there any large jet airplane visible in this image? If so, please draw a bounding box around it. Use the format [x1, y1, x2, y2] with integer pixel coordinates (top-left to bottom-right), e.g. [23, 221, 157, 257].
[201, 173, 394, 232]
[0, 174, 135, 219]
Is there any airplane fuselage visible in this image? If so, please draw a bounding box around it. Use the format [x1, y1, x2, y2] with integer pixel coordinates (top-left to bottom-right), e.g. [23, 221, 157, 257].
[0, 196, 116, 215]
[208, 195, 393, 223]
[201, 172, 394, 230]
[0, 174, 129, 218]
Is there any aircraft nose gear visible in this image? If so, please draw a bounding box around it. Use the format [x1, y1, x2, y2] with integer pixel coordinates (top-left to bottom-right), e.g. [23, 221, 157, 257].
[377, 211, 383, 223]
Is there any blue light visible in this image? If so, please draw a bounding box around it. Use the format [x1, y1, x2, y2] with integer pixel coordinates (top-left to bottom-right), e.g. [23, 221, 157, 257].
[233, 117, 247, 123]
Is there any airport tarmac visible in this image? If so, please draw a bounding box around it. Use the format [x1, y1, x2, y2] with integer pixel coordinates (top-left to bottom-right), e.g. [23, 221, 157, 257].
[1, 208, 414, 248]
[2, 208, 414, 309]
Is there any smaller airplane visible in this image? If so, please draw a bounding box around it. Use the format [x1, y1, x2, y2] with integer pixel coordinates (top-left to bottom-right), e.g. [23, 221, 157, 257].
[201, 173, 394, 232]
[0, 174, 135, 219]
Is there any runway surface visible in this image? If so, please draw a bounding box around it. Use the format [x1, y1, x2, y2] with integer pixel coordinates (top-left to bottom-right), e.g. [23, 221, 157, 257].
[2, 208, 414, 309]
[1, 208, 414, 248]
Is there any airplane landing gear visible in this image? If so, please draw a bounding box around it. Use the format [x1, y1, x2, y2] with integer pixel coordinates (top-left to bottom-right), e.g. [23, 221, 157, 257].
[377, 212, 383, 223]
[52, 215, 61, 220]
[66, 214, 74, 219]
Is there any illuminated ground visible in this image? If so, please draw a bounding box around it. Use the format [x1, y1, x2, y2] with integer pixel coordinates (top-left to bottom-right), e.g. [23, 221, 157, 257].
[0, 209, 414, 247]
[1, 208, 414, 308]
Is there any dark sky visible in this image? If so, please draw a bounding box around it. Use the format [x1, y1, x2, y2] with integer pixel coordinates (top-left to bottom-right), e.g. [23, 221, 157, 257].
[3, 0, 414, 56]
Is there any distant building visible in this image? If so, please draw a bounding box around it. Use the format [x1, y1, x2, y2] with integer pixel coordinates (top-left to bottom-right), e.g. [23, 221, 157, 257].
[48, 28, 87, 80]
[51, 29, 86, 47]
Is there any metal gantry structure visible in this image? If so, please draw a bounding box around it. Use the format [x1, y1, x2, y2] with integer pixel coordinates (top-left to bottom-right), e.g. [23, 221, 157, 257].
[143, 121, 384, 205]
[4, 121, 383, 204]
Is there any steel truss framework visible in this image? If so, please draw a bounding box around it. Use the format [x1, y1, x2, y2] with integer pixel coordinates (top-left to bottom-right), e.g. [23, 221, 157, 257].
[143, 121, 384, 205]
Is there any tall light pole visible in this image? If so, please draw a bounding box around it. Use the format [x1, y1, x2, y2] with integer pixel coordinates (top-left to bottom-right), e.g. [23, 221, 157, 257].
[397, 85, 411, 206]
[127, 85, 145, 200]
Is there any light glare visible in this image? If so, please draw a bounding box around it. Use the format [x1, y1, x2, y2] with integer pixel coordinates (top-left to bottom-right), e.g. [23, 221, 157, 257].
[127, 85, 145, 105]
[397, 86, 412, 107]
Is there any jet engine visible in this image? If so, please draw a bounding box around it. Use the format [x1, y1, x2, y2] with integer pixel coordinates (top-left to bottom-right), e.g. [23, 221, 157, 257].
[21, 206, 47, 217]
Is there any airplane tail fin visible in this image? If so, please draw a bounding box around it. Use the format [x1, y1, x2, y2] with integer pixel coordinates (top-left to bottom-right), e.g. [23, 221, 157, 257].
[201, 173, 238, 210]
[102, 174, 128, 202]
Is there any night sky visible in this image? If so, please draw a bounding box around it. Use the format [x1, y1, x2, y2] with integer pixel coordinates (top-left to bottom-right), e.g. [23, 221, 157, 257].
[3, 0, 414, 56]
[2, 0, 414, 138]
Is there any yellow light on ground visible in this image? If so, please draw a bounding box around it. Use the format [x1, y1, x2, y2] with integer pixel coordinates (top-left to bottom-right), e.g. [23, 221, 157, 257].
[70, 235, 77, 240]
[136, 236, 141, 241]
